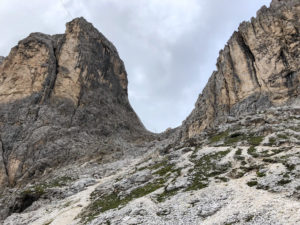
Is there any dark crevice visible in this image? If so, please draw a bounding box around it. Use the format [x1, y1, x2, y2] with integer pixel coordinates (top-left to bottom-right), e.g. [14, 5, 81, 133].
[39, 35, 65, 104]
[250, 19, 257, 37]
[280, 49, 289, 68]
[285, 71, 295, 88]
[224, 78, 230, 106]
[257, 15, 267, 34]
[69, 88, 83, 127]
[11, 192, 41, 213]
[212, 72, 218, 119]
[227, 45, 241, 102]
[236, 33, 261, 89]
[0, 135, 9, 182]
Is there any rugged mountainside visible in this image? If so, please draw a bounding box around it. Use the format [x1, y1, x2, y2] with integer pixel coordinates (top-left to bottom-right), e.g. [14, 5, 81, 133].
[0, 18, 150, 190]
[182, 0, 300, 138]
[0, 0, 300, 225]
[0, 57, 4, 65]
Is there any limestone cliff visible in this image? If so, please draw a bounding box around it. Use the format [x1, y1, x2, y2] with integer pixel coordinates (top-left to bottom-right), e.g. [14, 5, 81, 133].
[182, 0, 300, 138]
[0, 18, 148, 189]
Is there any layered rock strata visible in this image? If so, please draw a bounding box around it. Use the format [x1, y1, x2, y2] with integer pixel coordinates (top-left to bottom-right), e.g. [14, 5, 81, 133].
[183, 0, 300, 138]
[0, 18, 148, 189]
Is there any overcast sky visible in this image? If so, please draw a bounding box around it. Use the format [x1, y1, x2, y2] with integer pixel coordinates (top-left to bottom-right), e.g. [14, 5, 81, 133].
[0, 0, 271, 132]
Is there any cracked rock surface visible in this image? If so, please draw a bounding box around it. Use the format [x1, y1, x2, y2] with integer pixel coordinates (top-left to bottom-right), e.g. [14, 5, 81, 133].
[0, 0, 300, 224]
[182, 0, 300, 138]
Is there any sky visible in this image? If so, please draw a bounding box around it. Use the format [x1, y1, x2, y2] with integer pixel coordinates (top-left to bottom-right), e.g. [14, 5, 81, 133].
[0, 0, 271, 132]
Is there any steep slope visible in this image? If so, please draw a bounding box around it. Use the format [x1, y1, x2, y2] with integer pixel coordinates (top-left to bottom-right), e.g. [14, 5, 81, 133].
[0, 17, 149, 190]
[1, 0, 300, 224]
[182, 0, 300, 138]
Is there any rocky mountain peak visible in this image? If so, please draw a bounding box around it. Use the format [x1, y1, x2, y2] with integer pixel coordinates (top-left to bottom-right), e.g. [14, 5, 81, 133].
[66, 17, 118, 53]
[182, 0, 300, 138]
[0, 0, 300, 224]
[270, 0, 299, 9]
[0, 17, 148, 191]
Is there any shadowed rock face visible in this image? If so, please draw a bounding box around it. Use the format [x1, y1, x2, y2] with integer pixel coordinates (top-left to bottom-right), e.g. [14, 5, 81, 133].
[0, 18, 148, 189]
[182, 0, 300, 138]
[0, 57, 4, 65]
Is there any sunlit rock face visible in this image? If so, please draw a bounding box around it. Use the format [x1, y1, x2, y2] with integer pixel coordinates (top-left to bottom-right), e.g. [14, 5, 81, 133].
[0, 17, 148, 189]
[183, 0, 300, 138]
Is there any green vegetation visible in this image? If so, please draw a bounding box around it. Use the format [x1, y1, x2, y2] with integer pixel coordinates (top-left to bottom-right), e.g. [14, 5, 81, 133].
[156, 188, 180, 202]
[149, 160, 168, 170]
[209, 130, 229, 143]
[63, 201, 73, 208]
[153, 164, 174, 176]
[268, 137, 276, 146]
[224, 132, 244, 145]
[80, 160, 183, 222]
[47, 176, 73, 188]
[247, 180, 258, 187]
[235, 148, 242, 156]
[186, 150, 231, 191]
[247, 135, 264, 146]
[256, 171, 266, 177]
[262, 158, 278, 163]
[215, 176, 229, 182]
[245, 215, 254, 222]
[81, 179, 165, 223]
[277, 179, 291, 185]
[230, 168, 246, 179]
[21, 176, 73, 198]
[284, 163, 295, 171]
[209, 130, 264, 147]
[247, 146, 258, 158]
[277, 134, 288, 139]
[22, 185, 46, 196]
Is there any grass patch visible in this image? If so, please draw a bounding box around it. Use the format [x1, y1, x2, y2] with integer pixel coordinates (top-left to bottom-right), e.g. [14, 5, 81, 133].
[209, 131, 229, 143]
[235, 148, 242, 156]
[256, 171, 266, 177]
[22, 176, 73, 195]
[148, 160, 168, 171]
[247, 180, 258, 187]
[153, 164, 174, 176]
[156, 188, 180, 202]
[215, 176, 229, 182]
[268, 137, 276, 146]
[186, 150, 231, 191]
[47, 176, 73, 188]
[80, 179, 165, 223]
[277, 134, 288, 139]
[277, 179, 291, 185]
[247, 146, 259, 158]
[22, 185, 46, 196]
[262, 158, 279, 163]
[247, 135, 264, 146]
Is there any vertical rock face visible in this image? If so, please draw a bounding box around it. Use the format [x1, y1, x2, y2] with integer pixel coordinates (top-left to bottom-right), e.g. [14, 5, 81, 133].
[0, 18, 148, 188]
[0, 56, 4, 65]
[183, 0, 300, 138]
